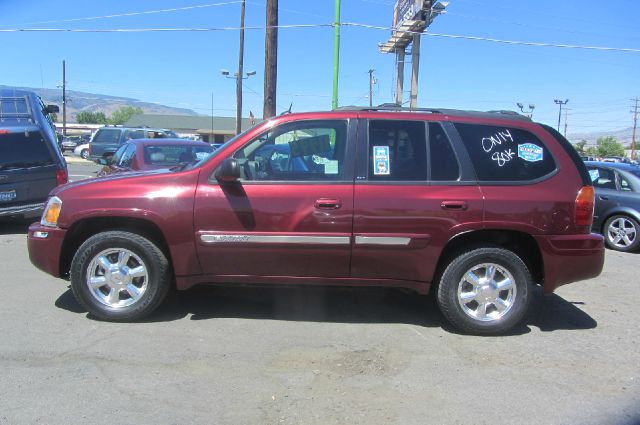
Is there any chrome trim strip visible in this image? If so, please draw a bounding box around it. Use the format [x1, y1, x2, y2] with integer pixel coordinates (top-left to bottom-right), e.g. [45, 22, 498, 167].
[355, 236, 411, 246]
[200, 234, 350, 245]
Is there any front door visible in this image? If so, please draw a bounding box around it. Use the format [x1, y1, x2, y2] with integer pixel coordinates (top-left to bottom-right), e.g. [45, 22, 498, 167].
[194, 119, 356, 278]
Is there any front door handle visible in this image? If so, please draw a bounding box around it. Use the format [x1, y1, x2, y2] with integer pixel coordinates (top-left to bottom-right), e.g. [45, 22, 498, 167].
[441, 200, 468, 211]
[315, 198, 342, 210]
[599, 195, 609, 200]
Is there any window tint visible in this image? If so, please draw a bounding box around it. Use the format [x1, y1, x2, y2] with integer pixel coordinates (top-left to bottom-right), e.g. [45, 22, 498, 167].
[454, 123, 556, 182]
[143, 144, 213, 165]
[619, 174, 632, 191]
[587, 167, 616, 190]
[429, 122, 459, 181]
[118, 144, 136, 167]
[0, 131, 54, 169]
[124, 130, 145, 140]
[234, 120, 347, 181]
[93, 129, 121, 144]
[368, 120, 427, 181]
[110, 144, 128, 165]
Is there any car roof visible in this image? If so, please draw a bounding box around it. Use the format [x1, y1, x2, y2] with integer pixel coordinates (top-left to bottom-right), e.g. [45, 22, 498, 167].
[127, 138, 210, 147]
[0, 88, 37, 97]
[585, 161, 639, 170]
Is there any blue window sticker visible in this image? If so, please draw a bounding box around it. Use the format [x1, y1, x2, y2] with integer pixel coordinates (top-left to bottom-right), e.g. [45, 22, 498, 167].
[589, 169, 600, 182]
[373, 146, 390, 175]
[517, 143, 544, 162]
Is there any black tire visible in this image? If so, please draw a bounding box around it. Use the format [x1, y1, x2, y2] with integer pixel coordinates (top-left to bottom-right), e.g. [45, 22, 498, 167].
[80, 149, 89, 160]
[437, 247, 532, 335]
[603, 215, 640, 252]
[70, 231, 172, 321]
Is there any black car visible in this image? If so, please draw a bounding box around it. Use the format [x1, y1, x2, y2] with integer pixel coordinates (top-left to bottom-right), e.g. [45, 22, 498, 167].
[585, 161, 640, 252]
[0, 89, 68, 221]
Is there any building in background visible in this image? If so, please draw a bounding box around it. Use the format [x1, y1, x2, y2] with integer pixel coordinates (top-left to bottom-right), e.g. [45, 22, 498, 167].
[125, 114, 254, 143]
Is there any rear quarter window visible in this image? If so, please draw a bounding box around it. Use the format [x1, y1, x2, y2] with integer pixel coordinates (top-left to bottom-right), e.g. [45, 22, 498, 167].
[454, 123, 556, 182]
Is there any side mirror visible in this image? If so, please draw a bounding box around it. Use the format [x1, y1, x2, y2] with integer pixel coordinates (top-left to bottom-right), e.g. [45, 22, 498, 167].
[46, 105, 60, 114]
[215, 158, 240, 183]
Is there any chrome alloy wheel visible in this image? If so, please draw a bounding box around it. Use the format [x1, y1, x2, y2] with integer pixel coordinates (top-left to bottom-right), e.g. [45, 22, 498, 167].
[457, 263, 516, 322]
[607, 217, 637, 249]
[85, 248, 149, 308]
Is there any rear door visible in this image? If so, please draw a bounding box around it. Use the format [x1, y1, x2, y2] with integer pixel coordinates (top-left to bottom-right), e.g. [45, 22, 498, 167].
[585, 165, 618, 230]
[351, 119, 483, 283]
[0, 129, 58, 208]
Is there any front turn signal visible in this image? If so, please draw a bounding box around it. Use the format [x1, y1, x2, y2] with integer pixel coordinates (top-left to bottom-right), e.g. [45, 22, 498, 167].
[41, 196, 63, 227]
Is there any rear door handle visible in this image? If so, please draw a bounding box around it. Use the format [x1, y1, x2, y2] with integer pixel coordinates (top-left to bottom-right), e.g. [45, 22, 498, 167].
[441, 200, 468, 211]
[315, 198, 342, 210]
[599, 196, 609, 200]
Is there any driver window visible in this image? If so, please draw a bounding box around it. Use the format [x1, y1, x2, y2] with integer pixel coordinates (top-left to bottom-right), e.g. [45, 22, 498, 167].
[233, 120, 347, 181]
[118, 144, 136, 167]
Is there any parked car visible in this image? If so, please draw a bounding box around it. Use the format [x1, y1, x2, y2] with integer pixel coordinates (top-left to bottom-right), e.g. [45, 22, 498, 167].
[73, 143, 90, 160]
[28, 107, 604, 335]
[89, 126, 179, 160]
[585, 161, 640, 252]
[96, 139, 213, 176]
[0, 88, 67, 221]
[60, 135, 83, 152]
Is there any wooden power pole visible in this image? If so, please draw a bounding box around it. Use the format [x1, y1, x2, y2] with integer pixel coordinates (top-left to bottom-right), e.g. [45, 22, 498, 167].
[263, 0, 278, 119]
[235, 0, 246, 135]
[62, 60, 67, 136]
[632, 98, 638, 160]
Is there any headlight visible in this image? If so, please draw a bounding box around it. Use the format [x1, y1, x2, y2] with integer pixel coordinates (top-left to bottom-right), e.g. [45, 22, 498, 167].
[41, 196, 62, 227]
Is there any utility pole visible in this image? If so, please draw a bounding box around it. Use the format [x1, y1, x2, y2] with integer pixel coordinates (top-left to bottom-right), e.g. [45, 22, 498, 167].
[563, 108, 571, 138]
[235, 0, 246, 135]
[368, 69, 375, 107]
[554, 99, 569, 132]
[62, 60, 67, 136]
[632, 97, 639, 160]
[263, 0, 278, 119]
[332, 0, 341, 110]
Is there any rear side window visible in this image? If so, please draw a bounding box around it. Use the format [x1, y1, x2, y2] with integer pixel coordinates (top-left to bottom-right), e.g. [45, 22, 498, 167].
[93, 129, 121, 144]
[586, 166, 616, 190]
[429, 122, 459, 181]
[368, 120, 427, 181]
[0, 131, 54, 170]
[454, 123, 556, 182]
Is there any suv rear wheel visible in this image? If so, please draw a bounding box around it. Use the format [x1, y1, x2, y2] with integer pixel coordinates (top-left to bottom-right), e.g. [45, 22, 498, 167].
[70, 231, 171, 321]
[437, 247, 532, 335]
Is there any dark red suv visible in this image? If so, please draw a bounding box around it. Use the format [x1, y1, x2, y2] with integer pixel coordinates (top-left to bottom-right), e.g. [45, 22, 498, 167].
[27, 107, 604, 335]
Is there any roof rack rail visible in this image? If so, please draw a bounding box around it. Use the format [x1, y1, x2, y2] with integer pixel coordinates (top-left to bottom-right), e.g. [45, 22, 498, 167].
[334, 104, 531, 121]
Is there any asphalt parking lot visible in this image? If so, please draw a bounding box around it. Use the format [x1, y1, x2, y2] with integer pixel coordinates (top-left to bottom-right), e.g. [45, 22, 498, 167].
[1, 195, 639, 424]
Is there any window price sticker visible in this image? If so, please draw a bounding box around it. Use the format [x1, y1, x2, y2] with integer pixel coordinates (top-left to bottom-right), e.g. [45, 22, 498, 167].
[373, 146, 390, 175]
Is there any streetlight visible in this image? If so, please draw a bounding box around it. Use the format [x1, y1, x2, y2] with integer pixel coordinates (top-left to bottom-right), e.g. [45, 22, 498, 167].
[554, 99, 569, 131]
[516, 102, 535, 118]
[220, 69, 256, 135]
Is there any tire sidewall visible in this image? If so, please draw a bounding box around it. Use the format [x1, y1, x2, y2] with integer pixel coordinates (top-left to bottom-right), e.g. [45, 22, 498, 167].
[604, 215, 640, 252]
[437, 248, 531, 335]
[70, 231, 170, 321]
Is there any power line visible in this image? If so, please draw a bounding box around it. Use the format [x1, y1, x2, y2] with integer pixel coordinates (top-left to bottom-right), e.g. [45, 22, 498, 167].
[2, 22, 639, 53]
[4, 1, 243, 27]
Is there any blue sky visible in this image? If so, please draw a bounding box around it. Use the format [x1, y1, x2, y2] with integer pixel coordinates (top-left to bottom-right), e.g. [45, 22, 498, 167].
[1, 0, 638, 135]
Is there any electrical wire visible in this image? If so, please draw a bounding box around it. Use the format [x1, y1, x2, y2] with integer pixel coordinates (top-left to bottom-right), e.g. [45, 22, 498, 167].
[1, 22, 638, 53]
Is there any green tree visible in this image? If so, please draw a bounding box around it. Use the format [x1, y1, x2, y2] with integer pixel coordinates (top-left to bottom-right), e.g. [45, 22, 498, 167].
[76, 111, 108, 124]
[595, 136, 625, 158]
[573, 140, 588, 155]
[108, 106, 143, 125]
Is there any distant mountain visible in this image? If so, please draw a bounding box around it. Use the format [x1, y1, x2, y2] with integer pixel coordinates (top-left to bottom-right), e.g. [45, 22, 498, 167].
[568, 127, 634, 146]
[0, 85, 198, 122]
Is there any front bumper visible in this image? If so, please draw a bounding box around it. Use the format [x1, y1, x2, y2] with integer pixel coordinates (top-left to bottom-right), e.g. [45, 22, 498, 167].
[534, 233, 605, 294]
[27, 223, 67, 278]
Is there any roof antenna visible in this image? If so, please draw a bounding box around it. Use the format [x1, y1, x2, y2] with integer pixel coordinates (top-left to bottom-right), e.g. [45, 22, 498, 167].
[280, 102, 293, 115]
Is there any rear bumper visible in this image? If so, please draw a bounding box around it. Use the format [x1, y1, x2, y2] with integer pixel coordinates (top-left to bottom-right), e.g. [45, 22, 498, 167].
[27, 223, 66, 278]
[0, 202, 44, 219]
[535, 233, 604, 294]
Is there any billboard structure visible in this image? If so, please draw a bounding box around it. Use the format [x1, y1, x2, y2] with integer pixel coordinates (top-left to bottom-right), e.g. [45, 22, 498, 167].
[380, 1, 448, 108]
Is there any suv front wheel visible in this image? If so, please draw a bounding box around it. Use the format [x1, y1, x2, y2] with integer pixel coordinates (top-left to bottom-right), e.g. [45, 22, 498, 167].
[70, 231, 171, 321]
[437, 247, 532, 335]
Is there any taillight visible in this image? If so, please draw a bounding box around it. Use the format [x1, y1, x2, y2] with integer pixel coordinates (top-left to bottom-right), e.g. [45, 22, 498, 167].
[575, 186, 595, 227]
[56, 169, 68, 185]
